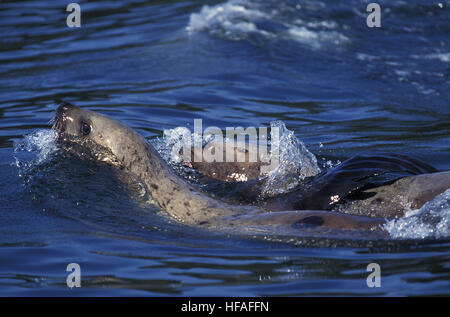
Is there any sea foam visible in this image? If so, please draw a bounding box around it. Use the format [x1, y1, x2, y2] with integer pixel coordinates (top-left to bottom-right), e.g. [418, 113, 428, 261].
[186, 0, 350, 49]
[384, 189, 450, 239]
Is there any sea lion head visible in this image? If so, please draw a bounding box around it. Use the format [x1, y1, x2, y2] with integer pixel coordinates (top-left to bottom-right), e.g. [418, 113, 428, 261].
[52, 102, 148, 167]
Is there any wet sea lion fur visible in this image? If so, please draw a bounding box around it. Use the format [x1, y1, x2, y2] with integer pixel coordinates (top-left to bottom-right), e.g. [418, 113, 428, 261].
[52, 102, 449, 240]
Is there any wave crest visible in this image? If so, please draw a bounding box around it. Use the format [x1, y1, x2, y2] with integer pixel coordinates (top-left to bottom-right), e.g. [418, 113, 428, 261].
[186, 0, 350, 49]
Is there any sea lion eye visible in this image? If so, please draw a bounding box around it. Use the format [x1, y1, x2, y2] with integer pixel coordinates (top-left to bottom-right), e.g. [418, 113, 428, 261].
[80, 122, 91, 136]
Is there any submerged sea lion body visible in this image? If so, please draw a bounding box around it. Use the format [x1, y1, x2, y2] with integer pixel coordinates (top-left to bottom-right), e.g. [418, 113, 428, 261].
[52, 102, 449, 240]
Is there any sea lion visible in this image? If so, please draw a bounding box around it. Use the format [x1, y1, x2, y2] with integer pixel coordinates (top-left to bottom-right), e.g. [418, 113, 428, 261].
[51, 102, 448, 240]
[180, 143, 449, 219]
[182, 140, 263, 182]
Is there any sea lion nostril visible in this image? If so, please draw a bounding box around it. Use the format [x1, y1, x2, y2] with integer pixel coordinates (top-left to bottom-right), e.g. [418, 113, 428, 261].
[56, 101, 76, 115]
[59, 101, 76, 109]
[53, 101, 77, 133]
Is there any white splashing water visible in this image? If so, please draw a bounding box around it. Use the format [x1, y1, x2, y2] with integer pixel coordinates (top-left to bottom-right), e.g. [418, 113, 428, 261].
[13, 129, 58, 177]
[410, 52, 450, 63]
[384, 189, 450, 239]
[287, 26, 350, 49]
[259, 120, 321, 198]
[151, 127, 217, 182]
[186, 0, 269, 40]
[152, 120, 321, 197]
[186, 0, 350, 49]
[154, 126, 192, 164]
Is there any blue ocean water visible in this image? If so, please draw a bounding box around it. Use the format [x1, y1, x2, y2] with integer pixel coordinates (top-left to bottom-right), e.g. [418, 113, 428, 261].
[0, 0, 449, 296]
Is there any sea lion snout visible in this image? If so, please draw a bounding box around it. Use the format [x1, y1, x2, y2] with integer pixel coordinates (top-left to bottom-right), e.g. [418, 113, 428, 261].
[52, 102, 154, 170]
[58, 101, 76, 112]
[53, 102, 78, 134]
[55, 101, 76, 118]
